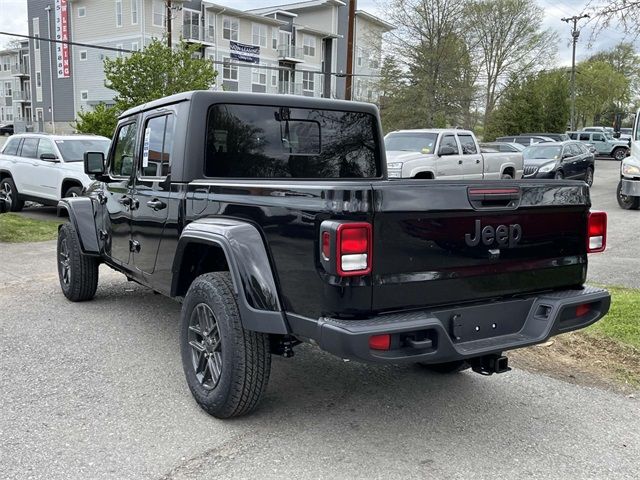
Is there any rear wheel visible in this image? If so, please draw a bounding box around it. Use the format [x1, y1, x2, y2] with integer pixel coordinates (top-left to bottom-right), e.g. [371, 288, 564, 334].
[57, 223, 99, 301]
[0, 177, 24, 212]
[613, 148, 627, 161]
[419, 360, 470, 374]
[617, 180, 640, 210]
[585, 167, 594, 187]
[180, 272, 271, 418]
[554, 170, 564, 180]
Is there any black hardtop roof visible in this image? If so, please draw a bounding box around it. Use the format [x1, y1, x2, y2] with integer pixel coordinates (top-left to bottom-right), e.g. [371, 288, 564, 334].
[119, 90, 380, 119]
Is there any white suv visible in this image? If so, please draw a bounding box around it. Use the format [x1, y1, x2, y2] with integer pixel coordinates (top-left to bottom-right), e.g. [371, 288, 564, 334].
[0, 133, 110, 212]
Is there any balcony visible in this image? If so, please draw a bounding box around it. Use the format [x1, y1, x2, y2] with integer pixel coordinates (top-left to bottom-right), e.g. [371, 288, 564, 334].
[11, 64, 29, 77]
[182, 24, 215, 44]
[12, 90, 30, 102]
[277, 45, 304, 62]
[278, 81, 303, 96]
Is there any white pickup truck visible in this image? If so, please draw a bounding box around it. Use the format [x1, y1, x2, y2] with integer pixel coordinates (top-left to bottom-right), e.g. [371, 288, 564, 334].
[385, 129, 524, 180]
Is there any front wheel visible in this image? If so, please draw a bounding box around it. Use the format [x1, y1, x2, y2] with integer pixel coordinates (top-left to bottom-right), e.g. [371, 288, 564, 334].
[585, 167, 594, 187]
[180, 272, 271, 418]
[57, 223, 99, 301]
[613, 148, 628, 161]
[64, 186, 83, 198]
[617, 180, 640, 210]
[554, 170, 564, 180]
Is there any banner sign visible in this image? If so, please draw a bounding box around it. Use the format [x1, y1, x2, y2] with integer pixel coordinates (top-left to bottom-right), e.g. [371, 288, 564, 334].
[230, 41, 260, 64]
[55, 0, 71, 78]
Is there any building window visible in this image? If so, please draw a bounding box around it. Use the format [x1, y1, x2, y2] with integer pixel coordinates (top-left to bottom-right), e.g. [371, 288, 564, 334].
[132, 42, 139, 52]
[81, 91, 89, 101]
[36, 72, 42, 88]
[223, 17, 238, 41]
[115, 0, 123, 27]
[271, 73, 277, 87]
[32, 18, 40, 50]
[222, 57, 238, 81]
[131, 0, 138, 25]
[78, 6, 86, 18]
[4, 82, 12, 97]
[79, 50, 87, 61]
[252, 24, 267, 47]
[303, 35, 316, 57]
[272, 28, 278, 49]
[303, 71, 314, 92]
[6, 111, 13, 122]
[116, 44, 124, 58]
[206, 11, 215, 41]
[252, 68, 267, 85]
[153, 0, 165, 27]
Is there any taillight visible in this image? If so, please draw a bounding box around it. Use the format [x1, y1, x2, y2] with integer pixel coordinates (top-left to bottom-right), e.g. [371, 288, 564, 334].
[369, 334, 390, 351]
[576, 304, 591, 317]
[336, 223, 372, 276]
[587, 211, 607, 253]
[319, 221, 373, 277]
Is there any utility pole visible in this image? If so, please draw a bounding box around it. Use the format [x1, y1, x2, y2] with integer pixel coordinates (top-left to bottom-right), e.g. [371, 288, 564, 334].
[562, 14, 589, 131]
[345, 0, 356, 101]
[166, 0, 172, 48]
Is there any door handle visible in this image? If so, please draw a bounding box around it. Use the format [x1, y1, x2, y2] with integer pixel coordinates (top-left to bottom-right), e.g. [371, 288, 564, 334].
[476, 159, 480, 164]
[146, 199, 166, 211]
[458, 160, 463, 165]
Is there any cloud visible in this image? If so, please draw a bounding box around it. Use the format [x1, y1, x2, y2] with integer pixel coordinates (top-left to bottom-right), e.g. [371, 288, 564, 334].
[0, 0, 28, 48]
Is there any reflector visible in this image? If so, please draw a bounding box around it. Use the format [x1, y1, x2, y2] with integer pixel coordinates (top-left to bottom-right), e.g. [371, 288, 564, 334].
[369, 334, 391, 351]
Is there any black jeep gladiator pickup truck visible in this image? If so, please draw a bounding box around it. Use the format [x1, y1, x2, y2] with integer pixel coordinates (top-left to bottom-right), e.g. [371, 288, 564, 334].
[57, 91, 610, 418]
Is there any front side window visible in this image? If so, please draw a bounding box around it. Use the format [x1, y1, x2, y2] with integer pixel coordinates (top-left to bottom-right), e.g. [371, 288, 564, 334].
[37, 139, 56, 158]
[111, 122, 137, 177]
[140, 115, 175, 178]
[223, 17, 238, 41]
[205, 104, 381, 179]
[457, 134, 477, 154]
[440, 135, 459, 154]
[593, 133, 605, 142]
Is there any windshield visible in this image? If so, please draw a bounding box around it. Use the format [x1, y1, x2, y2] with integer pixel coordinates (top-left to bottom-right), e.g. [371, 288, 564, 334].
[385, 133, 438, 154]
[54, 139, 111, 162]
[523, 145, 562, 160]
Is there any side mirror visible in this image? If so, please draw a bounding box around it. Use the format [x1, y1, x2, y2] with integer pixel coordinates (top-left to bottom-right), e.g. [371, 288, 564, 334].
[438, 145, 456, 156]
[40, 153, 59, 162]
[613, 132, 621, 139]
[84, 151, 105, 175]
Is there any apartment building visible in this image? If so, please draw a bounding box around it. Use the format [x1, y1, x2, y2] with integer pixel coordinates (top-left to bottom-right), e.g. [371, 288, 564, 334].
[25, 0, 391, 133]
[0, 41, 32, 132]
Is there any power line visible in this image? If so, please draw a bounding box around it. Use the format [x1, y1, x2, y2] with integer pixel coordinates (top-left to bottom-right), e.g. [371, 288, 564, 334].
[0, 30, 382, 78]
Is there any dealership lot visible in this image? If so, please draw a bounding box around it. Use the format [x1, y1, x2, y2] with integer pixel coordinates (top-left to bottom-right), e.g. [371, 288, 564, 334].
[0, 159, 638, 479]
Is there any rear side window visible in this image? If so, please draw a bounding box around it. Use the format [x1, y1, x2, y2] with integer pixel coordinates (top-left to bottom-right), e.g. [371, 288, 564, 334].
[2, 137, 20, 155]
[140, 114, 175, 178]
[457, 134, 477, 154]
[579, 133, 590, 141]
[204, 104, 381, 178]
[20, 138, 39, 158]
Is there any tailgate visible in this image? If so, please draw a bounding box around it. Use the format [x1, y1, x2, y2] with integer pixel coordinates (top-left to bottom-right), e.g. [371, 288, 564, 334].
[371, 180, 590, 312]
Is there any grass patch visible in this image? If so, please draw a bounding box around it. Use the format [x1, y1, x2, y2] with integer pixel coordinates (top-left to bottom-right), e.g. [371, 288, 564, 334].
[587, 286, 640, 350]
[0, 213, 63, 243]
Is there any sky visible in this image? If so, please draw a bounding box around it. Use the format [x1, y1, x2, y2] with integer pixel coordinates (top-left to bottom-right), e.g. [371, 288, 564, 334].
[0, 0, 636, 66]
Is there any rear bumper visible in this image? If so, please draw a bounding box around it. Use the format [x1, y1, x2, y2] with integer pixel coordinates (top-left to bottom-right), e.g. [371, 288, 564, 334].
[288, 286, 610, 364]
[621, 178, 640, 196]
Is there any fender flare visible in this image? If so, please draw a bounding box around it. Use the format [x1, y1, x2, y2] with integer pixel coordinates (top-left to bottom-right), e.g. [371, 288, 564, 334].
[59, 177, 85, 198]
[172, 218, 289, 335]
[408, 167, 436, 178]
[57, 197, 100, 255]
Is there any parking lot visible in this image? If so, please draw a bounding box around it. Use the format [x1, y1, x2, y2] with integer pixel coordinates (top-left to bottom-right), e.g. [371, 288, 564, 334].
[1, 159, 638, 479]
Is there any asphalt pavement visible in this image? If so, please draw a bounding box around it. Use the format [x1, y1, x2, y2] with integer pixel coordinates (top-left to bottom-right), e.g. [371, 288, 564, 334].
[1, 160, 639, 479]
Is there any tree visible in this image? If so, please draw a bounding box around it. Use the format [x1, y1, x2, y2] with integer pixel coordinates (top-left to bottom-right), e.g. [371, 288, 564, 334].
[575, 60, 629, 127]
[75, 103, 119, 138]
[465, 0, 558, 126]
[74, 39, 217, 136]
[588, 42, 640, 96]
[585, 1, 640, 37]
[381, 0, 480, 130]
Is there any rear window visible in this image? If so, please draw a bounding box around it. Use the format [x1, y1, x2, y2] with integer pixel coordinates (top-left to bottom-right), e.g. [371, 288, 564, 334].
[204, 104, 381, 178]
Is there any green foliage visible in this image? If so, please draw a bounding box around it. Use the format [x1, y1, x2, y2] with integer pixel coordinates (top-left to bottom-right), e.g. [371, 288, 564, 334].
[74, 39, 217, 136]
[484, 70, 569, 140]
[575, 59, 630, 127]
[74, 103, 119, 138]
[104, 39, 217, 112]
[0, 213, 62, 243]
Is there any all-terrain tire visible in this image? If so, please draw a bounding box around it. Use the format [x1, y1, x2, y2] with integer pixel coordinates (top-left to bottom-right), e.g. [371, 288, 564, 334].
[585, 167, 594, 187]
[419, 360, 470, 374]
[554, 170, 564, 180]
[180, 272, 271, 418]
[0, 177, 25, 212]
[617, 180, 640, 210]
[613, 147, 627, 161]
[57, 223, 99, 301]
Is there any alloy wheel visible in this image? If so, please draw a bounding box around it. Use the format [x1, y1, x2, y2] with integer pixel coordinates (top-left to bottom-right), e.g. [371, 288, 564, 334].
[188, 303, 223, 390]
[0, 182, 13, 209]
[58, 238, 71, 286]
